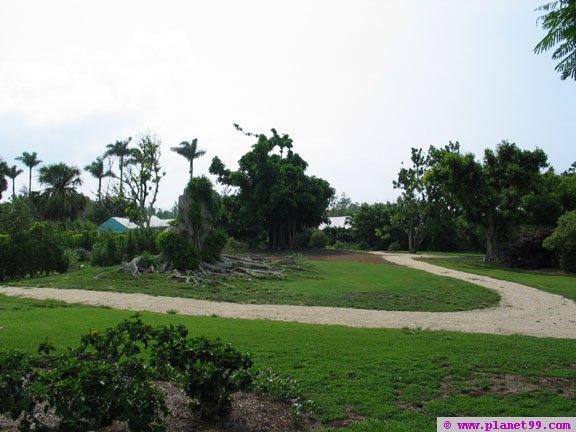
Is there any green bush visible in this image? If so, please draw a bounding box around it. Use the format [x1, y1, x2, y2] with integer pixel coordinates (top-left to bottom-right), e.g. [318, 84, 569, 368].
[71, 230, 98, 251]
[505, 226, 557, 269]
[544, 210, 576, 273]
[0, 351, 37, 431]
[308, 230, 329, 248]
[157, 230, 200, 270]
[201, 229, 228, 263]
[90, 230, 124, 267]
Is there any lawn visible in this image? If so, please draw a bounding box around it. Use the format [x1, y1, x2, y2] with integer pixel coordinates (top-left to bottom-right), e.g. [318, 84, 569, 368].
[0, 294, 575, 432]
[5, 258, 500, 312]
[420, 257, 576, 302]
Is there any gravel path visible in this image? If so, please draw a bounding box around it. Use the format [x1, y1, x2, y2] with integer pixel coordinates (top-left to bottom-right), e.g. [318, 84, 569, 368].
[1, 253, 575, 339]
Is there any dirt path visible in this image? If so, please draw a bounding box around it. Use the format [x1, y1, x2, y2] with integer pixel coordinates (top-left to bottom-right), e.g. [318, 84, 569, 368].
[1, 253, 575, 339]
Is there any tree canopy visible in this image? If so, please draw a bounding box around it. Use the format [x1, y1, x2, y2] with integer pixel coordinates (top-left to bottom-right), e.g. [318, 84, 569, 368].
[36, 163, 87, 222]
[15, 151, 41, 197]
[535, 0, 576, 80]
[171, 138, 206, 180]
[210, 126, 334, 249]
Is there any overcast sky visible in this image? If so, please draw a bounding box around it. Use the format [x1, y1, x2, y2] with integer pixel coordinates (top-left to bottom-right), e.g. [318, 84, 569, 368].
[1, 0, 575, 209]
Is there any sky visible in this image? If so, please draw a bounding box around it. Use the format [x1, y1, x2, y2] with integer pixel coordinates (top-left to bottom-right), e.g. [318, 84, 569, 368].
[1, 0, 575, 210]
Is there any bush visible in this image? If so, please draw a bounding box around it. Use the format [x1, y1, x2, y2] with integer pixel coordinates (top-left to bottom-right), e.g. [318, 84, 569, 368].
[157, 230, 200, 270]
[71, 230, 98, 251]
[544, 211, 576, 273]
[0, 351, 37, 430]
[308, 230, 329, 248]
[90, 230, 124, 266]
[201, 229, 228, 263]
[0, 223, 69, 280]
[504, 226, 557, 269]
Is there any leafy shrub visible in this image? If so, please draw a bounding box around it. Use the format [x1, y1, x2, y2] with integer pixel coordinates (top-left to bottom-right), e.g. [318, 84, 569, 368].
[388, 240, 401, 251]
[201, 229, 228, 263]
[139, 251, 159, 269]
[71, 230, 98, 251]
[308, 230, 329, 248]
[157, 230, 200, 270]
[90, 230, 124, 266]
[73, 247, 91, 262]
[0, 351, 38, 431]
[544, 210, 576, 273]
[504, 226, 557, 269]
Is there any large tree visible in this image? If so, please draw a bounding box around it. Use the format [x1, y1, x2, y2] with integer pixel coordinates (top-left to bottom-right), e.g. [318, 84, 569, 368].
[84, 156, 113, 201]
[6, 165, 23, 199]
[123, 132, 165, 228]
[210, 126, 334, 249]
[105, 137, 132, 196]
[426, 141, 548, 262]
[15, 151, 42, 197]
[171, 138, 206, 180]
[37, 163, 87, 221]
[535, 0, 576, 80]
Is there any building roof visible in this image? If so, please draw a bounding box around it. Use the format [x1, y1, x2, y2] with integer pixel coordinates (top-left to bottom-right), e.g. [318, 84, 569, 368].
[97, 216, 174, 233]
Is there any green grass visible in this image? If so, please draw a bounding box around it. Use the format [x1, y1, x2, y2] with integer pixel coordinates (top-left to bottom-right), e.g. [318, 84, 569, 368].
[6, 260, 500, 312]
[1, 294, 575, 431]
[420, 257, 576, 302]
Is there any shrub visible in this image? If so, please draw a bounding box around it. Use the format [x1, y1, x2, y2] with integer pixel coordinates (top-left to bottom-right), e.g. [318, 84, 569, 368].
[201, 229, 228, 263]
[157, 230, 200, 270]
[308, 230, 329, 248]
[71, 230, 98, 251]
[388, 240, 401, 251]
[0, 351, 37, 430]
[90, 230, 124, 266]
[504, 226, 557, 269]
[544, 211, 576, 273]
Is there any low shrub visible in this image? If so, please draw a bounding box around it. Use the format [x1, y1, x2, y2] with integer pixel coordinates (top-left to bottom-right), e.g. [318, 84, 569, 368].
[157, 230, 200, 270]
[308, 230, 329, 248]
[504, 226, 557, 269]
[90, 230, 124, 267]
[201, 229, 228, 263]
[544, 210, 576, 273]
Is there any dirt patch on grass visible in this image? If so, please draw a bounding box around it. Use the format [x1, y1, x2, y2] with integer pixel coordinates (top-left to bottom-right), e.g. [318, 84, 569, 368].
[0, 383, 318, 432]
[303, 249, 387, 264]
[440, 374, 576, 399]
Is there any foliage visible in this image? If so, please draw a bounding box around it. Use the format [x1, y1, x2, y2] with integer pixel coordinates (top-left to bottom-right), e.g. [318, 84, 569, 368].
[84, 194, 131, 225]
[157, 230, 200, 270]
[504, 226, 557, 269]
[200, 229, 228, 263]
[84, 156, 114, 201]
[350, 202, 401, 250]
[171, 138, 206, 179]
[6, 164, 23, 199]
[123, 132, 165, 228]
[0, 223, 69, 280]
[210, 125, 334, 249]
[0, 198, 35, 234]
[90, 230, 125, 266]
[15, 151, 42, 197]
[544, 210, 576, 272]
[535, 0, 576, 80]
[0, 158, 8, 200]
[71, 229, 98, 251]
[426, 141, 548, 262]
[36, 163, 88, 222]
[327, 192, 360, 217]
[308, 229, 329, 248]
[0, 351, 37, 431]
[105, 136, 132, 196]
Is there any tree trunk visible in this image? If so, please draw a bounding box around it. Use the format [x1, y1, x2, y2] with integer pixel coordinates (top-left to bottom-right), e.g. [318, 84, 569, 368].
[28, 168, 32, 197]
[408, 224, 415, 253]
[483, 222, 500, 263]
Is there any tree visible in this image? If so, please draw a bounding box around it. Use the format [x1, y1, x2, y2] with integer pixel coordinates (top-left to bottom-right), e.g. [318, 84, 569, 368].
[171, 138, 206, 180]
[6, 165, 23, 199]
[210, 126, 334, 249]
[0, 159, 8, 200]
[535, 0, 576, 80]
[544, 210, 576, 272]
[350, 202, 399, 250]
[123, 132, 165, 228]
[15, 152, 42, 197]
[37, 163, 87, 222]
[105, 137, 132, 196]
[426, 141, 548, 262]
[84, 156, 113, 201]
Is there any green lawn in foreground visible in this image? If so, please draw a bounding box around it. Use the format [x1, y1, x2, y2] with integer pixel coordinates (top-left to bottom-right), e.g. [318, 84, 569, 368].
[420, 257, 576, 302]
[0, 295, 575, 432]
[6, 259, 500, 312]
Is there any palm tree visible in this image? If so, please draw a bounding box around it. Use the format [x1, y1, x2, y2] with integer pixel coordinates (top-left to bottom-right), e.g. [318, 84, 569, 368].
[15, 152, 42, 197]
[37, 163, 87, 221]
[171, 138, 206, 179]
[105, 137, 132, 196]
[84, 156, 113, 201]
[6, 165, 23, 199]
[0, 159, 8, 200]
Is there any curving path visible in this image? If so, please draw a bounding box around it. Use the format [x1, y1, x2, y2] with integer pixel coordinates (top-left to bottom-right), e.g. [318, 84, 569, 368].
[1, 253, 575, 339]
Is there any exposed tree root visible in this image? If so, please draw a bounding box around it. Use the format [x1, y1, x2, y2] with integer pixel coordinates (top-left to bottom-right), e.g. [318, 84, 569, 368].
[119, 254, 308, 285]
